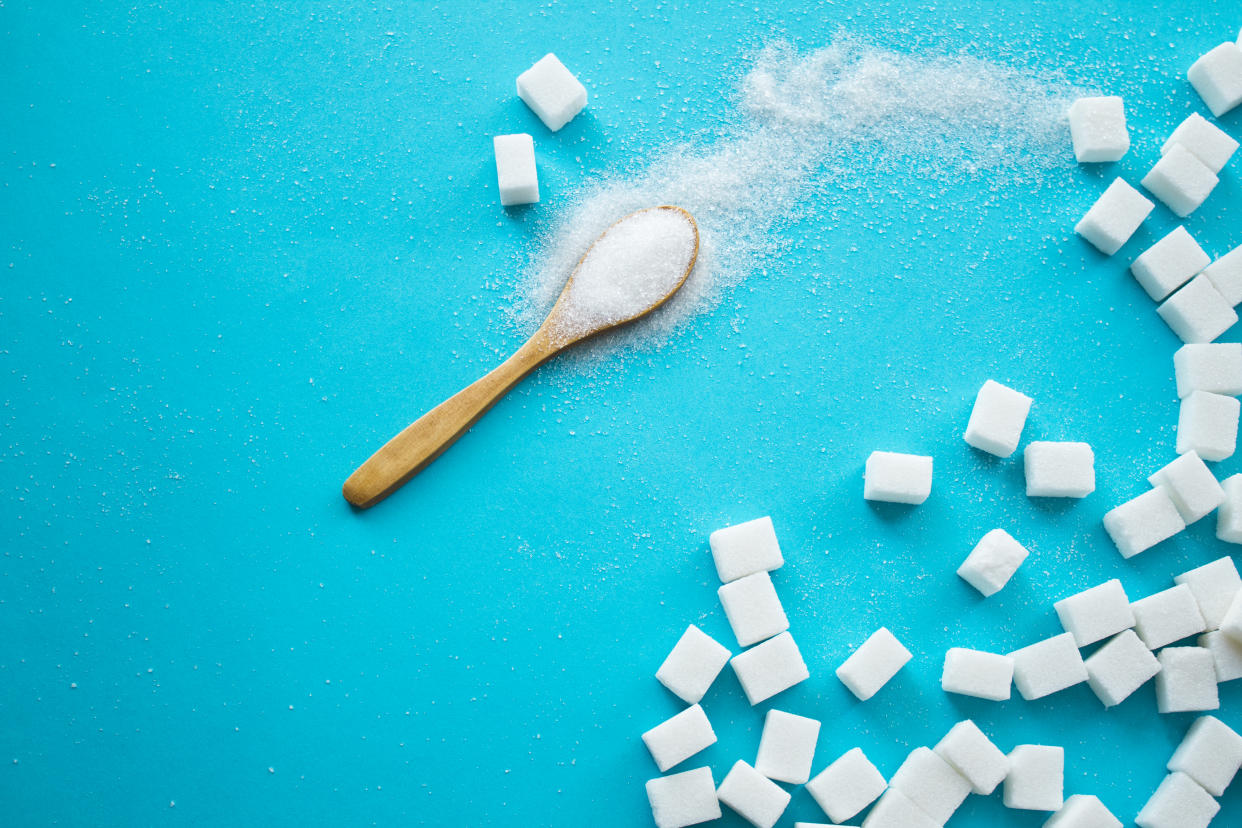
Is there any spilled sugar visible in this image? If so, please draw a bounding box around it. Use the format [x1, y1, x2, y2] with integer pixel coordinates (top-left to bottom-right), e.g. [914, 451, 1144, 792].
[548, 207, 698, 345]
[509, 39, 1087, 356]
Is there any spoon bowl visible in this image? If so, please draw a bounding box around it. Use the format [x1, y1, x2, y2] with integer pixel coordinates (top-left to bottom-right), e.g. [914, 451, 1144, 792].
[343, 205, 699, 508]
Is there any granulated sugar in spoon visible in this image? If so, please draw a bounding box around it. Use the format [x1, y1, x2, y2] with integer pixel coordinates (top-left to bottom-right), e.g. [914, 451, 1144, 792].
[343, 205, 699, 508]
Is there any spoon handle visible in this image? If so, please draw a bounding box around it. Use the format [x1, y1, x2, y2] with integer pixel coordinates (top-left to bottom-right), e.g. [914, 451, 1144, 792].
[342, 332, 554, 508]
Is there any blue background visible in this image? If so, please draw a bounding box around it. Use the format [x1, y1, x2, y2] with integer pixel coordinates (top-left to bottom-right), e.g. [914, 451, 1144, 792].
[4, 1, 1242, 825]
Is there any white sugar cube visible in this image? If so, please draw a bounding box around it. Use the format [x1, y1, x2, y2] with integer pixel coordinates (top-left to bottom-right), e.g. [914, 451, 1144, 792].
[861, 789, 940, 828]
[1067, 96, 1130, 162]
[646, 766, 721, 828]
[515, 53, 587, 131]
[717, 760, 791, 828]
[1158, 275, 1239, 343]
[1203, 245, 1242, 305]
[1168, 715, 1242, 796]
[754, 709, 820, 785]
[1174, 557, 1242, 629]
[1055, 579, 1135, 646]
[1148, 451, 1224, 522]
[1199, 629, 1242, 681]
[731, 631, 809, 705]
[957, 528, 1029, 597]
[1174, 343, 1242, 398]
[655, 624, 732, 704]
[1177, 390, 1240, 460]
[1003, 744, 1064, 811]
[1156, 647, 1219, 713]
[1102, 486, 1186, 558]
[1075, 178, 1154, 255]
[709, 516, 784, 583]
[492, 134, 539, 207]
[1142, 144, 1220, 217]
[1044, 794, 1122, 828]
[1188, 42, 1242, 117]
[1221, 591, 1242, 643]
[835, 627, 912, 701]
[941, 647, 1013, 700]
[1136, 772, 1220, 828]
[1222, 474, 1242, 543]
[1009, 632, 1088, 700]
[1084, 629, 1161, 707]
[890, 746, 971, 824]
[1163, 112, 1240, 173]
[1130, 226, 1211, 300]
[934, 720, 1009, 795]
[964, 379, 1032, 457]
[792, 824, 840, 828]
[718, 571, 789, 647]
[806, 747, 887, 824]
[641, 704, 717, 772]
[863, 451, 932, 504]
[1132, 585, 1207, 649]
[1025, 441, 1096, 498]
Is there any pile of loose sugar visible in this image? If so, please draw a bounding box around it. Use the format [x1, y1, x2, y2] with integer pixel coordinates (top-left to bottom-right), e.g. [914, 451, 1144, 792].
[547, 206, 698, 345]
[509, 39, 1086, 352]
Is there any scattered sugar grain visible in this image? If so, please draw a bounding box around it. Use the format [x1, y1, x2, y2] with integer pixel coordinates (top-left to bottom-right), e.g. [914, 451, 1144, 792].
[510, 41, 1084, 354]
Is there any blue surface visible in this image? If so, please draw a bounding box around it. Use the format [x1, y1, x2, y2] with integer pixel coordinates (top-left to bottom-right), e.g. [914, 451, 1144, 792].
[4, 2, 1242, 826]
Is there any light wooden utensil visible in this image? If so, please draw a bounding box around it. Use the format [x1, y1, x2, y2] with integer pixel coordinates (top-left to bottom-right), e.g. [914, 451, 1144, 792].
[343, 205, 699, 508]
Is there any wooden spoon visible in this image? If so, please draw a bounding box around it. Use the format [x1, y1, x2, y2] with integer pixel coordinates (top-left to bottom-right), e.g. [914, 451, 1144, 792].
[343, 205, 699, 508]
